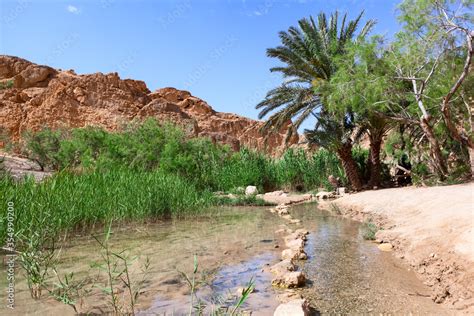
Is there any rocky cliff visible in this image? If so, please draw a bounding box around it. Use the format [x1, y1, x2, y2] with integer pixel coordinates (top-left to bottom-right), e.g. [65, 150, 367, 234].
[0, 56, 298, 155]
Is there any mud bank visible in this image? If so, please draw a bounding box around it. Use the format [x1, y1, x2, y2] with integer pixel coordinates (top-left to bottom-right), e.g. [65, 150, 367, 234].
[330, 183, 474, 313]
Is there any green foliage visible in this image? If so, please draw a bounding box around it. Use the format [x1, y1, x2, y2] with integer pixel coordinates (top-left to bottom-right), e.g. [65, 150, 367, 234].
[0, 167, 212, 243]
[0, 80, 14, 90]
[360, 220, 379, 240]
[277, 148, 345, 190]
[213, 194, 274, 207]
[352, 146, 370, 178]
[3, 121, 347, 242]
[20, 121, 344, 193]
[256, 10, 375, 138]
[23, 128, 64, 170]
[304, 111, 356, 153]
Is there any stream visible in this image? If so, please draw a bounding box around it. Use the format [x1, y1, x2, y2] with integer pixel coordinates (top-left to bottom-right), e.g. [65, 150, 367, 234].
[0, 203, 449, 315]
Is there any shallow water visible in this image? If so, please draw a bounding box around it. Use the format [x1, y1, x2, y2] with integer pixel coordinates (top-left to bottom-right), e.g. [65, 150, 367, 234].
[289, 204, 449, 314]
[0, 204, 448, 315]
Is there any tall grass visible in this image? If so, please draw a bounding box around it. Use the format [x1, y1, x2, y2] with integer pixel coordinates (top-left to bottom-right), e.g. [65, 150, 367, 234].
[0, 167, 212, 243]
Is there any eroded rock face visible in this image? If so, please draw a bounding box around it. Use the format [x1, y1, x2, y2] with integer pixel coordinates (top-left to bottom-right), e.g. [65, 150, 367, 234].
[0, 55, 298, 155]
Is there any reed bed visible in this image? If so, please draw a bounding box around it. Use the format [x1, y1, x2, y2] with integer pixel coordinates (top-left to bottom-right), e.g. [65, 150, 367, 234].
[0, 168, 213, 242]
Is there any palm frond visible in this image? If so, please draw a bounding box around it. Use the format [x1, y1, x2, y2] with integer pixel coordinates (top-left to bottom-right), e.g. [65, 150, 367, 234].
[257, 10, 376, 144]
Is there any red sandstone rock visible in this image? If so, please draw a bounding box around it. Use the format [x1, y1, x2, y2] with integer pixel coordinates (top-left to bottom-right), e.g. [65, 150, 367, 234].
[0, 55, 298, 155]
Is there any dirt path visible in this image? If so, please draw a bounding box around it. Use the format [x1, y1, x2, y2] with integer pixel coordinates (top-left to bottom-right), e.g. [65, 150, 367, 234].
[330, 183, 474, 313]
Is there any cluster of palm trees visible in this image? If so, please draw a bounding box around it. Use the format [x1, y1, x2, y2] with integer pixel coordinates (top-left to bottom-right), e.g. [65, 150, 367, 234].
[257, 3, 473, 190]
[256, 11, 378, 191]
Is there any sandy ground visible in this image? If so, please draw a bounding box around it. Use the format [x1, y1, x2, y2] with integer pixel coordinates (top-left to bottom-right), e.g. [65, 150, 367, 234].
[330, 183, 474, 312]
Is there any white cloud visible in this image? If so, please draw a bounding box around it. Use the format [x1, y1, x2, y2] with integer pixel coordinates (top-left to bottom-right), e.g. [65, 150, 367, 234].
[67, 5, 80, 14]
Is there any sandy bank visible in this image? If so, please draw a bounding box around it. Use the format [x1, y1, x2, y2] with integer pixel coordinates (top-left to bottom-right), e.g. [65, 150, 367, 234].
[332, 183, 474, 312]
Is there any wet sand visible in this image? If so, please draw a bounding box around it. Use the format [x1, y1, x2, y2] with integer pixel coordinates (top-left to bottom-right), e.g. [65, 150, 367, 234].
[332, 183, 474, 312]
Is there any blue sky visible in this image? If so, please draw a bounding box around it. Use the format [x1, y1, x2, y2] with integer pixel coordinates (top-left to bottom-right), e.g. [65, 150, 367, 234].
[0, 0, 401, 121]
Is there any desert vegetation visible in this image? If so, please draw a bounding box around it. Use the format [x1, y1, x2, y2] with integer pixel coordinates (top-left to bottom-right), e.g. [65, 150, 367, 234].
[257, 0, 473, 189]
[1, 119, 348, 243]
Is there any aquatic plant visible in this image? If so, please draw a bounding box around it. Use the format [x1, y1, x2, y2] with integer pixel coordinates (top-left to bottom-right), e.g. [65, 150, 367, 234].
[361, 220, 379, 240]
[178, 255, 255, 315]
[47, 270, 91, 313]
[0, 167, 213, 243]
[92, 223, 151, 315]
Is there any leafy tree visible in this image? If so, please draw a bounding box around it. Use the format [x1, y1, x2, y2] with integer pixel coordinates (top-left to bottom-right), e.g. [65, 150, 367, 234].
[327, 39, 394, 188]
[395, 0, 474, 177]
[256, 10, 374, 189]
[256, 11, 375, 138]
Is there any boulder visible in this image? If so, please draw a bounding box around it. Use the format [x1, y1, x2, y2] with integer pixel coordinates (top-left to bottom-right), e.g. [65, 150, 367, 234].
[282, 248, 308, 261]
[245, 186, 258, 196]
[285, 238, 305, 250]
[378, 243, 393, 252]
[269, 259, 296, 275]
[272, 271, 306, 288]
[274, 299, 311, 316]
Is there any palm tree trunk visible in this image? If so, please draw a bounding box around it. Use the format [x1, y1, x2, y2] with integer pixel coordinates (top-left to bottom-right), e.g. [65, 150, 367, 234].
[420, 118, 447, 179]
[469, 147, 474, 180]
[365, 147, 373, 184]
[337, 143, 363, 191]
[368, 136, 382, 188]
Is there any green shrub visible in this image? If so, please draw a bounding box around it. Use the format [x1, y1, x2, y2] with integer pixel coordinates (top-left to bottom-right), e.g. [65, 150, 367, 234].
[20, 121, 345, 194]
[213, 194, 274, 206]
[22, 128, 64, 170]
[360, 220, 379, 240]
[0, 80, 14, 90]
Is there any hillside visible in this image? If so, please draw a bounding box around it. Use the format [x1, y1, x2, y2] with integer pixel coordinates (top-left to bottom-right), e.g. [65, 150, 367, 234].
[0, 55, 298, 155]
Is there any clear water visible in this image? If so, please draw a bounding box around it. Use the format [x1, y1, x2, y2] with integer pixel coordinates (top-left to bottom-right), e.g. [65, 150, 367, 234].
[0, 204, 449, 315]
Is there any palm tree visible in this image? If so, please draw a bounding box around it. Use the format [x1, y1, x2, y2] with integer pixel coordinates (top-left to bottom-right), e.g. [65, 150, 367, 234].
[256, 11, 375, 139]
[256, 10, 375, 189]
[358, 113, 392, 188]
[305, 111, 363, 190]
